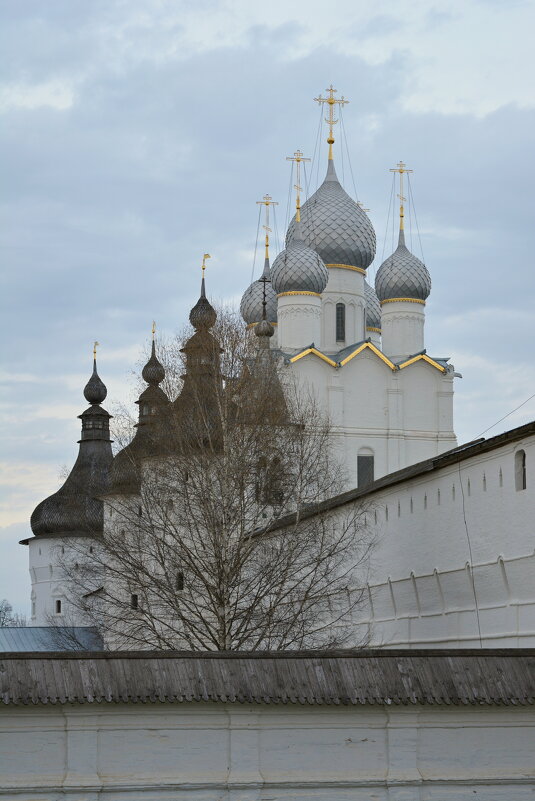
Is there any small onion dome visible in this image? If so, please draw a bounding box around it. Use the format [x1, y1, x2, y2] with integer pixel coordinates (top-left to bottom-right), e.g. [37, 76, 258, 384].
[190, 276, 217, 330]
[271, 222, 328, 295]
[285, 159, 376, 271]
[30, 359, 112, 537]
[375, 229, 431, 302]
[255, 318, 274, 339]
[142, 340, 165, 386]
[240, 258, 278, 325]
[364, 280, 381, 330]
[84, 359, 107, 404]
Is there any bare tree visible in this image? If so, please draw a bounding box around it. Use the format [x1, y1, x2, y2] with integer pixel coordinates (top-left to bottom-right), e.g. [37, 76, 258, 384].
[0, 599, 27, 627]
[59, 307, 374, 650]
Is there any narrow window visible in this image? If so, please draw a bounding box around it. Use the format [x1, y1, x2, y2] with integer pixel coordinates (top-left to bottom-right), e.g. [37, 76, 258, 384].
[467, 479, 471, 496]
[515, 450, 527, 491]
[167, 498, 174, 511]
[31, 601, 36, 617]
[499, 467, 503, 487]
[130, 593, 139, 610]
[176, 571, 184, 592]
[61, 546, 65, 554]
[452, 484, 456, 501]
[38, 547, 41, 556]
[483, 473, 487, 492]
[424, 494, 427, 510]
[410, 497, 413, 514]
[336, 303, 346, 342]
[437, 488, 441, 505]
[89, 546, 93, 554]
[55, 599, 62, 614]
[385, 505, 389, 521]
[357, 452, 374, 487]
[374, 509, 377, 524]
[397, 501, 401, 517]
[138, 505, 142, 517]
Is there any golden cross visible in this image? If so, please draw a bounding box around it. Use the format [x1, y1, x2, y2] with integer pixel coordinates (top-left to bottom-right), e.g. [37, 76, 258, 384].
[314, 84, 349, 159]
[286, 150, 310, 222]
[152, 321, 156, 340]
[93, 341, 99, 360]
[390, 161, 413, 230]
[256, 194, 279, 258]
[357, 201, 370, 213]
[201, 253, 211, 275]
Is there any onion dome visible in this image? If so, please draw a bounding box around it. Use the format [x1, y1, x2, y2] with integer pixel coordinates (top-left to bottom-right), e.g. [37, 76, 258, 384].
[240, 257, 278, 325]
[271, 221, 328, 295]
[285, 159, 376, 271]
[375, 229, 431, 303]
[28, 357, 113, 539]
[190, 275, 217, 330]
[364, 280, 381, 330]
[110, 336, 170, 495]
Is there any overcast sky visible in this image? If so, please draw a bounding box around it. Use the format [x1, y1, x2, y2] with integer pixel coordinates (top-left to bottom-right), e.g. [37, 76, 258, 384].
[1, 0, 535, 612]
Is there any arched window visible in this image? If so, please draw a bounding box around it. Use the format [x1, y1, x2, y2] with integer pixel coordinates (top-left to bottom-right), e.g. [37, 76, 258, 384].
[515, 450, 527, 491]
[130, 594, 139, 610]
[336, 303, 346, 342]
[357, 448, 374, 487]
[410, 497, 413, 513]
[55, 599, 62, 614]
[176, 571, 184, 592]
[499, 467, 503, 487]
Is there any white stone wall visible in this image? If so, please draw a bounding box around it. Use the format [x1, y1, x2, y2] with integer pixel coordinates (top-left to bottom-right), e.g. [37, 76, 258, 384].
[1, 702, 534, 799]
[339, 430, 535, 646]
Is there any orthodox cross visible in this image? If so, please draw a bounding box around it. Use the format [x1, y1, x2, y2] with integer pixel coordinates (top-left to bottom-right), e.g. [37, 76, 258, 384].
[152, 321, 156, 341]
[314, 84, 349, 159]
[201, 253, 211, 275]
[256, 194, 278, 259]
[93, 341, 99, 360]
[286, 150, 310, 222]
[390, 161, 413, 230]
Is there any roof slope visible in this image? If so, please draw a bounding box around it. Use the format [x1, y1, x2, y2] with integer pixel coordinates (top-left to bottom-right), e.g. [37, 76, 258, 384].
[1, 649, 533, 706]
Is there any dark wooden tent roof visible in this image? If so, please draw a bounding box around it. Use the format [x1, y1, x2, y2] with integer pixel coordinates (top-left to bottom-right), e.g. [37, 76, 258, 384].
[1, 649, 534, 707]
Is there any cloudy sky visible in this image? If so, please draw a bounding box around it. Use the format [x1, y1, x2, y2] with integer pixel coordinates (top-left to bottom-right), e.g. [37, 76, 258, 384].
[1, 0, 534, 612]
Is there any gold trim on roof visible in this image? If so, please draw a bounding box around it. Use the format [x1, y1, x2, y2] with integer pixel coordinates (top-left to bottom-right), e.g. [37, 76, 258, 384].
[277, 291, 322, 298]
[339, 342, 395, 369]
[398, 354, 446, 373]
[290, 348, 337, 367]
[381, 297, 425, 306]
[366, 326, 382, 333]
[326, 263, 366, 275]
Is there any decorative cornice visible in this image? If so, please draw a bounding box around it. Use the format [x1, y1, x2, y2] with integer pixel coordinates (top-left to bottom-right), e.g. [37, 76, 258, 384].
[380, 297, 426, 306]
[326, 263, 366, 275]
[398, 354, 447, 373]
[277, 291, 322, 298]
[246, 322, 278, 330]
[366, 326, 382, 333]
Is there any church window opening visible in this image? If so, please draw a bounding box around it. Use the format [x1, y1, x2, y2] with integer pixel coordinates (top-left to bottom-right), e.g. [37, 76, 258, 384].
[138, 505, 142, 517]
[437, 488, 441, 505]
[515, 450, 527, 491]
[142, 404, 149, 416]
[336, 303, 346, 341]
[499, 467, 503, 487]
[410, 497, 413, 513]
[130, 593, 139, 610]
[385, 505, 389, 521]
[31, 600, 36, 617]
[167, 498, 174, 511]
[374, 509, 377, 524]
[176, 571, 184, 592]
[467, 479, 471, 496]
[89, 546, 93, 554]
[61, 546, 64, 554]
[483, 473, 487, 492]
[424, 494, 427, 510]
[357, 450, 374, 487]
[452, 484, 456, 501]
[397, 501, 401, 517]
[55, 599, 62, 614]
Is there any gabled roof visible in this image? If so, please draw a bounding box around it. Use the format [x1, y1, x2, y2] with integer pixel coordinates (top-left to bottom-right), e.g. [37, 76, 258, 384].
[283, 341, 448, 372]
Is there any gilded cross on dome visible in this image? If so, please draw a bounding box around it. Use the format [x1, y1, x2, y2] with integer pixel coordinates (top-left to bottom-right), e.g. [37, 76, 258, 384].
[314, 85, 349, 160]
[390, 161, 413, 231]
[286, 151, 310, 222]
[256, 194, 279, 259]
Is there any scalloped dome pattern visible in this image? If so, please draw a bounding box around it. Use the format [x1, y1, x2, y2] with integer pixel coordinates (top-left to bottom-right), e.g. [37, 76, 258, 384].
[240, 278, 278, 325]
[364, 280, 381, 329]
[285, 161, 376, 271]
[271, 237, 328, 295]
[375, 231, 431, 302]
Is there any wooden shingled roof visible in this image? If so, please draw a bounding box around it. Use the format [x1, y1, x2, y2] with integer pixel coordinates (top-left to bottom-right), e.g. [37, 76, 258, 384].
[1, 649, 534, 707]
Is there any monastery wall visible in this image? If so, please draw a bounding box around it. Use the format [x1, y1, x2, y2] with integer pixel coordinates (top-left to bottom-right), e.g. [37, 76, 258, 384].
[344, 429, 535, 647]
[1, 702, 534, 799]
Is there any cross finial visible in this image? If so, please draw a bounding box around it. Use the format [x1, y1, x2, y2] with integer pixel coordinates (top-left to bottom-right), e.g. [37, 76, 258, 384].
[389, 161, 413, 231]
[314, 84, 349, 160]
[286, 150, 311, 222]
[256, 194, 279, 259]
[201, 253, 211, 275]
[93, 341, 99, 360]
[151, 321, 156, 340]
[357, 201, 370, 213]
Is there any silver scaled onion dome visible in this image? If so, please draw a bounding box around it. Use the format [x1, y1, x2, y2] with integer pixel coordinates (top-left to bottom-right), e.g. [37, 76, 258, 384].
[271, 219, 328, 295]
[364, 280, 381, 330]
[375, 229, 431, 303]
[240, 257, 278, 326]
[285, 159, 376, 271]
